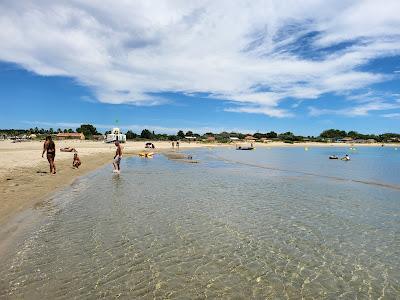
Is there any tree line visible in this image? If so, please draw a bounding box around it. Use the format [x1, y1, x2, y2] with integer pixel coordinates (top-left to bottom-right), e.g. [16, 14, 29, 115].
[1, 126, 399, 143]
[319, 129, 400, 142]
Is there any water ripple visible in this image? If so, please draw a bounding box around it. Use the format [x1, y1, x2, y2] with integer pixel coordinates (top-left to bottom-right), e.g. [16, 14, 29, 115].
[0, 152, 399, 299]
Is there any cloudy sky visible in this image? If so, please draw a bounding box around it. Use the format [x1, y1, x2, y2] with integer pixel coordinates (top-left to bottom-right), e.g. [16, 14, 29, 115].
[1, 0, 400, 134]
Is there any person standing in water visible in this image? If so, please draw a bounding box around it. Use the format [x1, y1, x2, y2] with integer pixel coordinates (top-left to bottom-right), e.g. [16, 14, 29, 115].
[341, 154, 350, 161]
[113, 141, 122, 173]
[42, 136, 56, 174]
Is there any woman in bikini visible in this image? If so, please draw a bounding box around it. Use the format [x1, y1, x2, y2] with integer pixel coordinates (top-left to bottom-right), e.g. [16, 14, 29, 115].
[42, 136, 56, 174]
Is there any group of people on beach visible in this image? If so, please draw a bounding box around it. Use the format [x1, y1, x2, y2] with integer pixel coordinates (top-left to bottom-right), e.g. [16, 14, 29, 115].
[42, 136, 122, 174]
[171, 141, 179, 149]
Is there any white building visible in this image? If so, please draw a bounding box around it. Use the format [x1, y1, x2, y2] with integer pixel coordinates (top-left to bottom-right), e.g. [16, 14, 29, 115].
[106, 128, 126, 143]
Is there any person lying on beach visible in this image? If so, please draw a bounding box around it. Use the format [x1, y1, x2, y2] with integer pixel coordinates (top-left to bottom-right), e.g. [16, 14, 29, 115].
[42, 136, 56, 174]
[113, 141, 122, 173]
[60, 147, 77, 152]
[73, 153, 81, 168]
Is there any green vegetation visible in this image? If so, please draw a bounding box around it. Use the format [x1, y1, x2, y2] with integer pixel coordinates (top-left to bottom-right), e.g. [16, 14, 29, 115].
[1, 126, 399, 143]
[319, 129, 400, 142]
[76, 124, 100, 138]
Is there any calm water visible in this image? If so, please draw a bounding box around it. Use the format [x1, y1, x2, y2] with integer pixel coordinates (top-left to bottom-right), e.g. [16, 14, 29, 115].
[0, 147, 399, 299]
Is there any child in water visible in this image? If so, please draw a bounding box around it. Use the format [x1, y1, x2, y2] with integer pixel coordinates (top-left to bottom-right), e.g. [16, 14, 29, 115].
[73, 153, 81, 168]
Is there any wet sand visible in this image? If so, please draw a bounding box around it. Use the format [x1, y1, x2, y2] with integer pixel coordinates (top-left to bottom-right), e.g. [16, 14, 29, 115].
[0, 140, 213, 227]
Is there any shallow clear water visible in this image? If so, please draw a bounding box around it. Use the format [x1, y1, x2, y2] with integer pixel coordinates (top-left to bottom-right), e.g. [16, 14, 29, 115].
[0, 147, 399, 299]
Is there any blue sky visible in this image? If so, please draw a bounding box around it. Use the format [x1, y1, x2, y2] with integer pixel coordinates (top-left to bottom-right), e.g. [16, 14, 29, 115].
[1, 1, 400, 135]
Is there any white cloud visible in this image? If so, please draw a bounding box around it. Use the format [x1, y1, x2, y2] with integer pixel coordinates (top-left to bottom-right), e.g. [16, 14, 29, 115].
[309, 100, 400, 117]
[382, 113, 400, 119]
[224, 106, 293, 118]
[1, 0, 400, 116]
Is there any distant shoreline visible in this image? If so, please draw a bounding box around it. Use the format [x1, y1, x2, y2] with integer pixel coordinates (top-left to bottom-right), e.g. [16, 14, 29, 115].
[251, 141, 400, 147]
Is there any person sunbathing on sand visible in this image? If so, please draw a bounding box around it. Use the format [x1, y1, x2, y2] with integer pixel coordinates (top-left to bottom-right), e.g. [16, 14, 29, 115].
[73, 153, 81, 168]
[60, 147, 77, 152]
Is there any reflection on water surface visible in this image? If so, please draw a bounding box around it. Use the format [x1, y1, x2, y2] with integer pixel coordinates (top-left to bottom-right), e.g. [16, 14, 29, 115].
[0, 148, 399, 299]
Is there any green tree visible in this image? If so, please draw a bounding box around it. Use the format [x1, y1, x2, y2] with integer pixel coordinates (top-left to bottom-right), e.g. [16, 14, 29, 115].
[278, 132, 294, 141]
[76, 124, 99, 138]
[185, 131, 193, 136]
[126, 130, 137, 139]
[320, 129, 347, 139]
[141, 129, 153, 139]
[347, 131, 360, 138]
[253, 132, 266, 139]
[177, 130, 185, 139]
[266, 131, 278, 138]
[67, 128, 73, 133]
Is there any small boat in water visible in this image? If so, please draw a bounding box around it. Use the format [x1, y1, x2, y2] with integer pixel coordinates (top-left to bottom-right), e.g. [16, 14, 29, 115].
[329, 155, 338, 159]
[236, 146, 254, 150]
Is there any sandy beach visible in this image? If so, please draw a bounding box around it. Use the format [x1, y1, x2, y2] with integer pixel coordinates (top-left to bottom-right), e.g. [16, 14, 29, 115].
[1, 140, 398, 226]
[0, 140, 216, 226]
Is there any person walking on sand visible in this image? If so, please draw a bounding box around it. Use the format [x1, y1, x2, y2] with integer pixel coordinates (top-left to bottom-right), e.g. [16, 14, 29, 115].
[113, 141, 122, 173]
[42, 136, 56, 174]
[172, 141, 175, 149]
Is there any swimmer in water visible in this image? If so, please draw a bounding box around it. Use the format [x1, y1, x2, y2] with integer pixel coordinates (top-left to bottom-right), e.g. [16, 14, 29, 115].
[341, 154, 350, 161]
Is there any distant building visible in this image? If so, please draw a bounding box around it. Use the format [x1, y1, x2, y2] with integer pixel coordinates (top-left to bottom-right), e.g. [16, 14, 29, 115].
[206, 136, 216, 142]
[185, 136, 196, 143]
[367, 139, 377, 143]
[106, 128, 126, 143]
[229, 137, 240, 141]
[336, 137, 353, 143]
[56, 132, 85, 140]
[388, 137, 400, 142]
[259, 138, 272, 143]
[354, 139, 366, 143]
[92, 134, 104, 141]
[244, 135, 257, 141]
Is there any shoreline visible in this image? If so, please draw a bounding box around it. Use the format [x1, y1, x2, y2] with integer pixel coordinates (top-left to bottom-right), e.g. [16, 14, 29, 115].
[0, 140, 399, 265]
[0, 140, 220, 228]
[0, 140, 399, 227]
